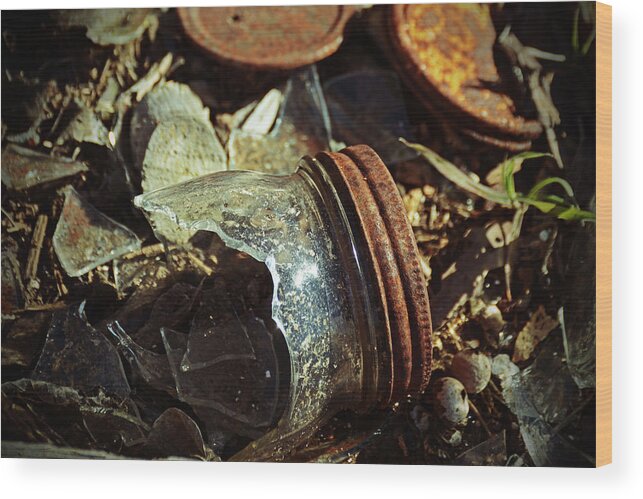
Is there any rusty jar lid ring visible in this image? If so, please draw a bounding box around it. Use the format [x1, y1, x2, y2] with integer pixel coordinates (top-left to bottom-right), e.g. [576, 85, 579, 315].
[315, 145, 432, 401]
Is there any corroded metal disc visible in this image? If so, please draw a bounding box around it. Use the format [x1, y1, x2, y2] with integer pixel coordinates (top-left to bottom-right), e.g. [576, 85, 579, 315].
[388, 3, 542, 147]
[178, 6, 355, 70]
[315, 145, 433, 404]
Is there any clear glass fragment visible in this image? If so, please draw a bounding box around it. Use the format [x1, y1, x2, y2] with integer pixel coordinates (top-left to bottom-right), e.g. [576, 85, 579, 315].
[240, 88, 283, 136]
[454, 430, 507, 466]
[228, 65, 332, 174]
[106, 320, 177, 396]
[130, 81, 227, 242]
[112, 244, 170, 298]
[159, 303, 281, 435]
[142, 407, 214, 460]
[53, 186, 141, 277]
[32, 302, 131, 399]
[2, 379, 147, 452]
[323, 69, 417, 165]
[561, 221, 596, 389]
[1, 144, 88, 191]
[494, 337, 592, 466]
[134, 281, 199, 350]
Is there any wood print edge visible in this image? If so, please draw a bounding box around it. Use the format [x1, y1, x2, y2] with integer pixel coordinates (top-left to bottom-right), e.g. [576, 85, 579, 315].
[595, 0, 612, 468]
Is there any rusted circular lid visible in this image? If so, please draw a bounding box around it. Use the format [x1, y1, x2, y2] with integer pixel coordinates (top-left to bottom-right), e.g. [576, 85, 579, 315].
[177, 6, 355, 70]
[315, 146, 432, 403]
[388, 3, 542, 142]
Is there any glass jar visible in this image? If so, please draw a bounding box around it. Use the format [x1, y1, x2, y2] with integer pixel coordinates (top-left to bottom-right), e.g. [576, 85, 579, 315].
[134, 144, 432, 461]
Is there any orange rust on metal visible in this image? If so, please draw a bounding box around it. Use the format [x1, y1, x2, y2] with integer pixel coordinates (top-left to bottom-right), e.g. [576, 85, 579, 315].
[462, 128, 534, 152]
[317, 151, 403, 405]
[177, 6, 355, 70]
[344, 146, 433, 395]
[388, 4, 542, 149]
[316, 146, 432, 403]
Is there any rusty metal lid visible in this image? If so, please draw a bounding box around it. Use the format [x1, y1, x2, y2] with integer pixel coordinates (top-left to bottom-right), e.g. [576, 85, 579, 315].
[388, 3, 542, 147]
[177, 6, 355, 70]
[315, 145, 432, 405]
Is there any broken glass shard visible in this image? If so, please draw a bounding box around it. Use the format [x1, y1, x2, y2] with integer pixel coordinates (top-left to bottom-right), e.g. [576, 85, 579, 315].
[142, 407, 213, 460]
[323, 69, 417, 165]
[495, 336, 592, 467]
[228, 65, 331, 174]
[112, 244, 170, 299]
[182, 283, 256, 370]
[240, 88, 283, 136]
[561, 221, 596, 389]
[130, 81, 227, 242]
[454, 431, 507, 466]
[32, 302, 131, 399]
[1, 144, 88, 191]
[2, 379, 147, 453]
[130, 80, 226, 173]
[134, 281, 199, 351]
[1, 310, 52, 371]
[106, 320, 176, 396]
[53, 186, 141, 277]
[161, 304, 282, 439]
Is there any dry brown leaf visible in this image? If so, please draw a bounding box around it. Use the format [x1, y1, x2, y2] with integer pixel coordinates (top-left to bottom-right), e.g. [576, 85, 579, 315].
[512, 305, 559, 362]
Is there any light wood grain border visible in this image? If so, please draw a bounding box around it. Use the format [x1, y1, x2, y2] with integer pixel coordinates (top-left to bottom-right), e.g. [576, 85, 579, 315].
[595, 1, 612, 467]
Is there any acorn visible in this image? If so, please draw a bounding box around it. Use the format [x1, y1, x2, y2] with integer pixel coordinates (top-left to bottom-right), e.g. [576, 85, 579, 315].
[449, 349, 491, 394]
[432, 377, 469, 425]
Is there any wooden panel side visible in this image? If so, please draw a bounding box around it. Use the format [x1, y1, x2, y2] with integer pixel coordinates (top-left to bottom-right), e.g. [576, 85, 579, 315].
[595, 1, 612, 468]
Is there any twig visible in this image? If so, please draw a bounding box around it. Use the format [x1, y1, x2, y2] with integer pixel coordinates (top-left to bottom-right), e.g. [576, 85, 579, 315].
[24, 214, 48, 282]
[188, 252, 215, 276]
[111, 53, 175, 144]
[13, 301, 68, 314]
[120, 242, 165, 261]
[468, 399, 493, 438]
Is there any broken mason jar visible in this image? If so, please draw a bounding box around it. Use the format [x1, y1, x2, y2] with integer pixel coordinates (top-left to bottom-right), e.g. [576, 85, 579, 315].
[134, 145, 432, 461]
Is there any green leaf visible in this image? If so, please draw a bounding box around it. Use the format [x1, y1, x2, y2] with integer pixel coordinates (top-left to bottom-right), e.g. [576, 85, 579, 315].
[401, 139, 512, 206]
[519, 197, 596, 222]
[401, 138, 595, 223]
[526, 176, 576, 201]
[502, 159, 516, 201]
[572, 5, 581, 53]
[581, 28, 596, 56]
[499, 152, 551, 202]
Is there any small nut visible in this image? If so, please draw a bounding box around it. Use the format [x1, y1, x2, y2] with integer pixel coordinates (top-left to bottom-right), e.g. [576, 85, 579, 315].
[449, 349, 491, 394]
[432, 377, 469, 425]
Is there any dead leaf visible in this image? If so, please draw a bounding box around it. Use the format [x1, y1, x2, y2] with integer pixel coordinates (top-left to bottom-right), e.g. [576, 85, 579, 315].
[512, 306, 559, 362]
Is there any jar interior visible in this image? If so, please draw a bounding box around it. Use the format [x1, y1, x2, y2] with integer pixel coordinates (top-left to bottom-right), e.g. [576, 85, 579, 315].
[134, 169, 367, 460]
